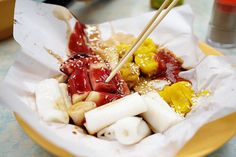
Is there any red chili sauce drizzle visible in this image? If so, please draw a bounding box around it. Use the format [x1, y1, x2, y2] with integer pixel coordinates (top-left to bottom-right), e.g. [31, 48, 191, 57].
[89, 65, 130, 95]
[67, 67, 92, 95]
[60, 54, 102, 75]
[95, 92, 122, 107]
[89, 66, 117, 93]
[68, 22, 93, 56]
[155, 50, 187, 83]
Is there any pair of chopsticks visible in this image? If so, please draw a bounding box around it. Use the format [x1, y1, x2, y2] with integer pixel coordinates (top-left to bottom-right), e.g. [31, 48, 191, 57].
[106, 0, 179, 82]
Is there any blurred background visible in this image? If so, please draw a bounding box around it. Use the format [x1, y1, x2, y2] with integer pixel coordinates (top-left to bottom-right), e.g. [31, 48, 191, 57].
[0, 0, 235, 157]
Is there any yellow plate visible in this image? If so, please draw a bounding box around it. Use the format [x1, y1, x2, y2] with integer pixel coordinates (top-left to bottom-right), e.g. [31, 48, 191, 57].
[0, 0, 15, 40]
[15, 42, 236, 157]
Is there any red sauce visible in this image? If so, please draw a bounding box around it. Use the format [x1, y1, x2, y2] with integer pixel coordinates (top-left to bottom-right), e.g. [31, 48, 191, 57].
[114, 73, 131, 96]
[60, 54, 102, 75]
[67, 67, 92, 95]
[95, 92, 122, 107]
[68, 22, 92, 56]
[89, 66, 117, 93]
[88, 64, 130, 95]
[155, 50, 186, 83]
[65, 21, 130, 106]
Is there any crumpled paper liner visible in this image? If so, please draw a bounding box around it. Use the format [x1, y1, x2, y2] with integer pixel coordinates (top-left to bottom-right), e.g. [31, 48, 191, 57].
[0, 0, 236, 157]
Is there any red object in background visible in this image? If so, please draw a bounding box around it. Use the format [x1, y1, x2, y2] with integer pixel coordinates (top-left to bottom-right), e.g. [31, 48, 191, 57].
[207, 0, 236, 48]
[216, 0, 236, 13]
[68, 22, 92, 56]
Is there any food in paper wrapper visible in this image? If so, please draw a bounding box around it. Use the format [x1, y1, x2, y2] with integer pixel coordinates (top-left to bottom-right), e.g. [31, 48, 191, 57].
[4, 1, 235, 154]
[34, 18, 208, 144]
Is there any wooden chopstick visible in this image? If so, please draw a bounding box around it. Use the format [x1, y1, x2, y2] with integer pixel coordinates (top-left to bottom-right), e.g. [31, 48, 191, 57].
[105, 0, 179, 83]
[118, 0, 170, 63]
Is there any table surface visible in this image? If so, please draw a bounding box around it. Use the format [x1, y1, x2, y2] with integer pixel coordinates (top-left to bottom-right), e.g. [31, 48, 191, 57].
[0, 0, 236, 157]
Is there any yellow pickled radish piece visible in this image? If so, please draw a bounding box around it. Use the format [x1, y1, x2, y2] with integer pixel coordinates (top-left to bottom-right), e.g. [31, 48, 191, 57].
[134, 38, 157, 56]
[116, 38, 158, 77]
[116, 38, 158, 62]
[159, 85, 172, 104]
[134, 53, 158, 77]
[116, 43, 130, 56]
[116, 43, 133, 62]
[168, 87, 191, 114]
[175, 81, 195, 104]
[120, 63, 140, 88]
[159, 81, 195, 115]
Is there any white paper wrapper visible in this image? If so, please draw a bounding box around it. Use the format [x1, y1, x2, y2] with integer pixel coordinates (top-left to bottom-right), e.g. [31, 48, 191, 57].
[0, 0, 236, 156]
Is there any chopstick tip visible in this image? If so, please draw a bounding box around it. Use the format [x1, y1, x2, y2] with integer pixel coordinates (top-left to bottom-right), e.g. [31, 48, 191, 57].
[105, 76, 112, 83]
